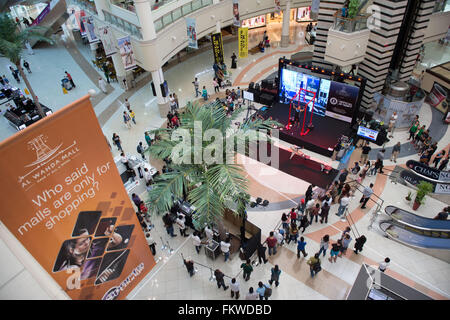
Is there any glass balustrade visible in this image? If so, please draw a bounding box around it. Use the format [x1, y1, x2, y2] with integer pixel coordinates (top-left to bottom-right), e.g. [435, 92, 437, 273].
[332, 11, 371, 33]
[103, 10, 142, 39]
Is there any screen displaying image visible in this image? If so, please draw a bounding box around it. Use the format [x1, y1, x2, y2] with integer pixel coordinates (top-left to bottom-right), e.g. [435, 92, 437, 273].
[279, 65, 360, 122]
[357, 126, 379, 141]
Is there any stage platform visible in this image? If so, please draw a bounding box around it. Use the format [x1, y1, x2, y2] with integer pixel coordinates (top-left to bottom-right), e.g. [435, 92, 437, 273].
[259, 102, 352, 157]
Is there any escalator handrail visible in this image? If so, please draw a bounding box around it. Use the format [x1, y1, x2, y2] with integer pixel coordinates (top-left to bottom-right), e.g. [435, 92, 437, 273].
[385, 205, 450, 232]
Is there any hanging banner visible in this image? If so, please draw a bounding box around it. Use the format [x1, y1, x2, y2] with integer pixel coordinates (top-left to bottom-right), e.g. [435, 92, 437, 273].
[117, 36, 136, 71]
[238, 27, 248, 59]
[186, 17, 198, 49]
[75, 10, 86, 35]
[211, 32, 224, 64]
[99, 26, 117, 57]
[0, 96, 155, 300]
[232, 0, 240, 27]
[82, 16, 100, 43]
[311, 0, 320, 19]
[274, 0, 282, 14]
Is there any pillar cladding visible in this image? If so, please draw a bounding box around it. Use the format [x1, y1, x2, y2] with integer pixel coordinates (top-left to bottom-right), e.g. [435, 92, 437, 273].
[356, 0, 408, 109]
[280, 0, 292, 47]
[151, 68, 169, 117]
[398, 0, 436, 82]
[312, 0, 346, 68]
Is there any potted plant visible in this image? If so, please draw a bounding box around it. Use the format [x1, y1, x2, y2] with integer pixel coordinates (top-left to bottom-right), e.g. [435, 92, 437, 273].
[412, 181, 433, 210]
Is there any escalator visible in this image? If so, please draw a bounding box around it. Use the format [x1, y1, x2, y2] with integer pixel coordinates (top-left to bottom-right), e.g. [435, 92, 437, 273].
[27, 0, 69, 47]
[380, 206, 450, 262]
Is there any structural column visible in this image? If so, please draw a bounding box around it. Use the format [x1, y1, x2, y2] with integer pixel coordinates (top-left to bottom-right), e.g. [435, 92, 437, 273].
[357, 0, 408, 109]
[280, 0, 292, 47]
[133, 0, 157, 40]
[216, 20, 221, 34]
[151, 68, 169, 116]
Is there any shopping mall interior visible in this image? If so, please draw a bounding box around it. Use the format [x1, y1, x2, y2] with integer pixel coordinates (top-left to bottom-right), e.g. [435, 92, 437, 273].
[0, 0, 449, 301]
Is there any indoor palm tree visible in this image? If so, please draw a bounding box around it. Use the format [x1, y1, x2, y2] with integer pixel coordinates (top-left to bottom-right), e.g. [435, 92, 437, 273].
[146, 101, 279, 227]
[0, 13, 54, 117]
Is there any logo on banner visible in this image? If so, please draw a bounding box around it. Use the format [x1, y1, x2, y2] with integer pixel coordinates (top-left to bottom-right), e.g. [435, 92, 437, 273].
[211, 33, 224, 64]
[19, 135, 80, 190]
[238, 27, 248, 58]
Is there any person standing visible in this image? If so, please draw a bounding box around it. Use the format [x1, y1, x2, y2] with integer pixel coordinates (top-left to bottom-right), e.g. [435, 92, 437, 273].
[433, 150, 446, 168]
[204, 225, 214, 241]
[371, 159, 382, 176]
[338, 169, 349, 194]
[123, 111, 131, 129]
[408, 119, 419, 140]
[240, 259, 253, 281]
[257, 243, 268, 264]
[120, 152, 131, 170]
[340, 234, 352, 256]
[145, 233, 156, 255]
[360, 183, 374, 209]
[336, 194, 350, 217]
[173, 93, 179, 109]
[305, 198, 316, 217]
[287, 222, 299, 244]
[288, 208, 297, 226]
[438, 155, 449, 171]
[162, 213, 176, 237]
[388, 112, 398, 137]
[265, 231, 278, 256]
[377, 149, 386, 173]
[10, 66, 19, 83]
[202, 86, 208, 101]
[360, 141, 371, 164]
[318, 235, 329, 257]
[320, 202, 330, 224]
[310, 203, 320, 225]
[143, 168, 152, 184]
[145, 132, 152, 147]
[307, 253, 322, 278]
[183, 258, 195, 277]
[269, 265, 282, 287]
[131, 193, 142, 212]
[213, 78, 220, 93]
[129, 109, 136, 124]
[23, 60, 31, 73]
[65, 71, 75, 88]
[299, 213, 309, 233]
[231, 52, 237, 69]
[176, 213, 189, 237]
[230, 278, 240, 299]
[305, 184, 314, 203]
[124, 98, 131, 111]
[112, 133, 123, 151]
[191, 231, 203, 254]
[328, 240, 342, 263]
[297, 236, 308, 258]
[137, 142, 145, 160]
[353, 235, 367, 254]
[214, 269, 229, 290]
[192, 78, 200, 97]
[391, 142, 401, 163]
[220, 238, 231, 262]
[245, 287, 259, 300]
[256, 282, 270, 300]
[379, 257, 390, 272]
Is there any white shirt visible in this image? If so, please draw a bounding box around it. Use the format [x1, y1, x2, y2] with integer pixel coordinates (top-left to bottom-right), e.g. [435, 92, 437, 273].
[176, 216, 185, 229]
[245, 292, 259, 300]
[144, 170, 152, 183]
[205, 227, 214, 240]
[146, 236, 155, 245]
[389, 114, 398, 124]
[120, 155, 128, 164]
[340, 196, 350, 206]
[322, 197, 332, 207]
[306, 199, 316, 209]
[229, 281, 240, 292]
[379, 261, 389, 271]
[275, 231, 284, 244]
[192, 235, 201, 246]
[220, 241, 230, 253]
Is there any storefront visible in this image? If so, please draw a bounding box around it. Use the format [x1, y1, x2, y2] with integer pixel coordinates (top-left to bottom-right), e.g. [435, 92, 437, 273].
[241, 7, 314, 29]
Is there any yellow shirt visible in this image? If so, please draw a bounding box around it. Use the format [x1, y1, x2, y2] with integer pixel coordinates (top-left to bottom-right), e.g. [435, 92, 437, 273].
[130, 111, 135, 118]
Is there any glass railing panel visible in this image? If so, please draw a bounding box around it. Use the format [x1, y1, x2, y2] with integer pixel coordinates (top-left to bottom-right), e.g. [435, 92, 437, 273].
[182, 3, 193, 15]
[172, 7, 182, 22]
[192, 0, 202, 11]
[162, 13, 173, 26]
[155, 18, 163, 32]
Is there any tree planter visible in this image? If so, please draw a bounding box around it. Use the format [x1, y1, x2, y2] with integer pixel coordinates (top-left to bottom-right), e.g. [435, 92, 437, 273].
[412, 199, 421, 210]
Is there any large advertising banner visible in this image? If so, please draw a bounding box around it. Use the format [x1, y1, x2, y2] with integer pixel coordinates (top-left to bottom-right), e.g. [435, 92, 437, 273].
[117, 36, 136, 71]
[81, 16, 100, 43]
[186, 17, 198, 49]
[238, 27, 248, 59]
[98, 26, 117, 57]
[0, 96, 155, 300]
[211, 32, 224, 64]
[373, 92, 423, 129]
[325, 81, 360, 123]
[232, 0, 240, 27]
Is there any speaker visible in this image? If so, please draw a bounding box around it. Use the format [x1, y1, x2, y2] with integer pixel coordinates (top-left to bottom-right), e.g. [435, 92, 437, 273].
[151, 82, 157, 96]
[249, 82, 255, 90]
[254, 83, 261, 91]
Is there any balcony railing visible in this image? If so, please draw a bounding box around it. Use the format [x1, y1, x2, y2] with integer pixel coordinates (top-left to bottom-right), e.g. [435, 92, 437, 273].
[69, 0, 98, 15]
[103, 10, 142, 39]
[154, 0, 213, 33]
[332, 11, 371, 33]
[111, 0, 136, 13]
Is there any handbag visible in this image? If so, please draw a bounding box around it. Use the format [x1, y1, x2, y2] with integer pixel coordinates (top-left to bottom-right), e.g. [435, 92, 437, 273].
[264, 286, 272, 298]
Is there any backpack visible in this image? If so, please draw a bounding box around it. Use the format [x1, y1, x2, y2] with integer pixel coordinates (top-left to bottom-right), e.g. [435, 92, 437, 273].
[313, 260, 321, 272]
[264, 286, 272, 298]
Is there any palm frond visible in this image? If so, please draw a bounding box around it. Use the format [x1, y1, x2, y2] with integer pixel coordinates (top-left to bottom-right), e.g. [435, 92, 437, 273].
[187, 177, 225, 226]
[206, 163, 248, 202]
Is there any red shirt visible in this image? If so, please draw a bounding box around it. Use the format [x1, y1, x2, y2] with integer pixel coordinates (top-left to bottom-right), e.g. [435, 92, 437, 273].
[290, 211, 297, 220]
[266, 237, 277, 248]
[171, 116, 179, 125]
[66, 73, 72, 80]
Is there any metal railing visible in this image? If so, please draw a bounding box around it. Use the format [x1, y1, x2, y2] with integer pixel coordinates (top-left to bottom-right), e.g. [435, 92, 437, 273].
[69, 0, 98, 15]
[111, 0, 136, 13]
[103, 9, 142, 39]
[154, 0, 213, 33]
[332, 11, 371, 33]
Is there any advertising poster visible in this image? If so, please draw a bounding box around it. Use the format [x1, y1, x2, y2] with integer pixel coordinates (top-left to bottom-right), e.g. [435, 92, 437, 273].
[325, 81, 360, 123]
[211, 32, 224, 64]
[82, 16, 100, 43]
[75, 10, 86, 35]
[373, 92, 423, 128]
[98, 26, 117, 57]
[186, 17, 198, 49]
[232, 0, 240, 27]
[117, 36, 136, 71]
[238, 27, 248, 59]
[0, 96, 155, 300]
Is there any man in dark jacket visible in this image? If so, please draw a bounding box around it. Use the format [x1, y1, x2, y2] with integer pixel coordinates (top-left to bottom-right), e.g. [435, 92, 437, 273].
[214, 269, 228, 290]
[354, 235, 367, 254]
[257, 243, 268, 264]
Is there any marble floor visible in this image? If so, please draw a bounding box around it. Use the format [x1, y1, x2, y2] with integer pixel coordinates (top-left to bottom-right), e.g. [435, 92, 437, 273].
[0, 22, 449, 300]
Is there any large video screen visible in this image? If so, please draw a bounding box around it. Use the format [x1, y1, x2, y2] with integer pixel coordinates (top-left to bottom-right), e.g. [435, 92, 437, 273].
[279, 65, 360, 123]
